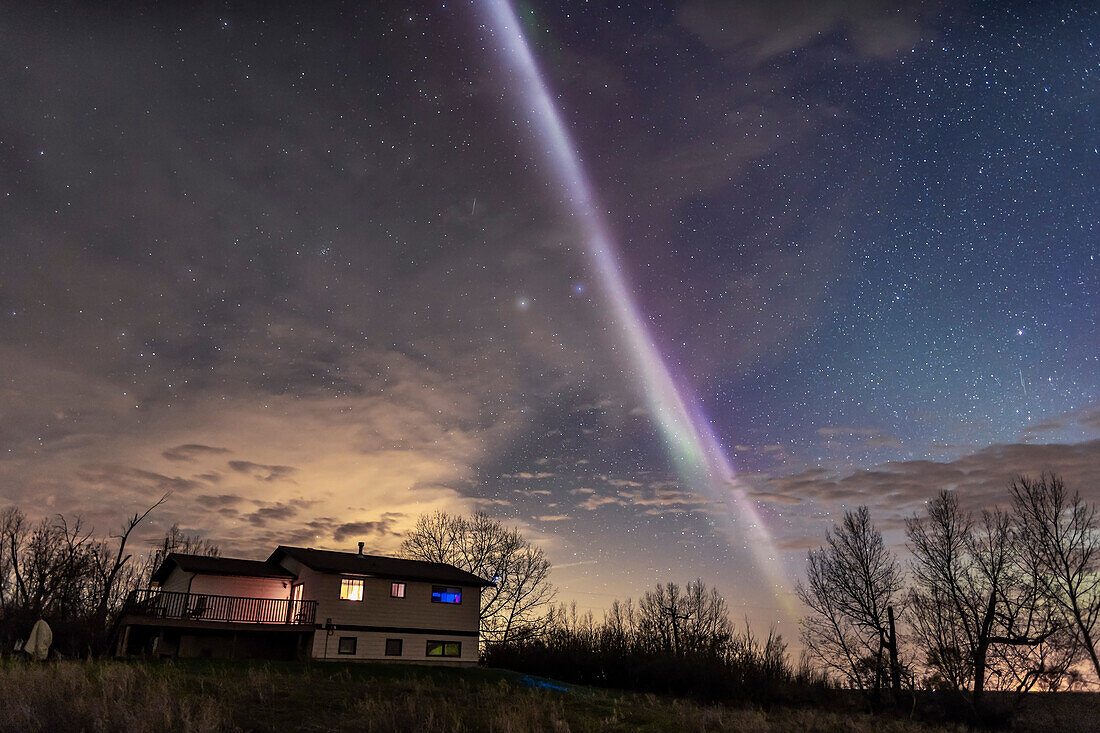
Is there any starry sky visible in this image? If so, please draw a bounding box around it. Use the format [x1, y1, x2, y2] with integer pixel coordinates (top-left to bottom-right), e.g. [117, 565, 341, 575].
[2, 1, 1098, 631]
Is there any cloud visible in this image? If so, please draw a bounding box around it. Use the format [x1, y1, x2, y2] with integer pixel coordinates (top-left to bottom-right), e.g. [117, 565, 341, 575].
[677, 0, 934, 65]
[745, 488, 804, 506]
[750, 439, 1100, 515]
[241, 498, 320, 527]
[243, 503, 302, 527]
[74, 463, 204, 495]
[332, 513, 403, 543]
[817, 426, 902, 450]
[570, 475, 715, 517]
[578, 495, 621, 511]
[194, 494, 244, 509]
[1020, 404, 1100, 440]
[162, 444, 231, 462]
[1086, 410, 1100, 432]
[228, 460, 299, 483]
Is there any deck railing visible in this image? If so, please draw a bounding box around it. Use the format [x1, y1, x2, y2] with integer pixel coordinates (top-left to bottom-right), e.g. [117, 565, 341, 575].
[124, 588, 317, 626]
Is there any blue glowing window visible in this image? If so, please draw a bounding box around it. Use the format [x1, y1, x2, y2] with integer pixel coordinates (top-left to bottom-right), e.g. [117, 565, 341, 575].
[431, 586, 462, 604]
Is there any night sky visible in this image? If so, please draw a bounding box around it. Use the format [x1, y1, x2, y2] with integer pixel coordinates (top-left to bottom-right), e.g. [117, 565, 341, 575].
[2, 1, 1098, 631]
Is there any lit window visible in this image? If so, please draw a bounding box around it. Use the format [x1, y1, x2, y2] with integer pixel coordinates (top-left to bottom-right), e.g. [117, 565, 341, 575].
[338, 636, 357, 655]
[340, 578, 364, 601]
[431, 586, 461, 604]
[426, 640, 461, 657]
[385, 638, 403, 656]
[391, 582, 406, 598]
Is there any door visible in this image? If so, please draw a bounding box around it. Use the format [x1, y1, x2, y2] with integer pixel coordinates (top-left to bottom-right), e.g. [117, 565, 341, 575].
[288, 583, 304, 624]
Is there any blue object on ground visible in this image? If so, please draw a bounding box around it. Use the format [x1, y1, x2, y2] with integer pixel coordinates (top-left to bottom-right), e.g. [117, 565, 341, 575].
[522, 674, 570, 692]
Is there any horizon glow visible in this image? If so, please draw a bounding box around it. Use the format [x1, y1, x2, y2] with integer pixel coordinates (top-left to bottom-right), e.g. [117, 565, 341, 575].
[480, 0, 795, 619]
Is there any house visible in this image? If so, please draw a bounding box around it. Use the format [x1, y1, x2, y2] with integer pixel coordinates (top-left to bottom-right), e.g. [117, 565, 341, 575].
[115, 543, 491, 665]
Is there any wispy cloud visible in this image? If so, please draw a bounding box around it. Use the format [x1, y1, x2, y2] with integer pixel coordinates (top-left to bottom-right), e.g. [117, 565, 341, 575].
[163, 444, 231, 462]
[228, 460, 299, 483]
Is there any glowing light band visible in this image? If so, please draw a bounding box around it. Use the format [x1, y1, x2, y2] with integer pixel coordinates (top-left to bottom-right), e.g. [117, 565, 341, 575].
[481, 0, 793, 618]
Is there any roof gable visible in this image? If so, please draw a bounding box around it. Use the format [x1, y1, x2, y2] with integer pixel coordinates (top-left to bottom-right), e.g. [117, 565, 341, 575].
[269, 546, 492, 587]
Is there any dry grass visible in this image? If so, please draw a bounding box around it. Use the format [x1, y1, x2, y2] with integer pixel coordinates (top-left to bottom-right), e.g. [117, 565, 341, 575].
[0, 659, 227, 732]
[0, 658, 970, 732]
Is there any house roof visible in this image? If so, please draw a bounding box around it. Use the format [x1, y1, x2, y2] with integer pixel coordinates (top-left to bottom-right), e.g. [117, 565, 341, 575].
[151, 553, 296, 584]
[269, 546, 493, 587]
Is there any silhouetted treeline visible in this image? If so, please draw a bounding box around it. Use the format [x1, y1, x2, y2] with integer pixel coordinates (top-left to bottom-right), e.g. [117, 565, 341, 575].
[484, 580, 827, 704]
[0, 498, 217, 657]
[798, 474, 1099, 714]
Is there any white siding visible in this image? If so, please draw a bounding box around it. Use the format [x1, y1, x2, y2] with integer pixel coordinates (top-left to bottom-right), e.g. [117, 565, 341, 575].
[157, 568, 289, 599]
[189, 574, 289, 599]
[283, 567, 482, 663]
[160, 567, 192, 593]
[315, 631, 478, 665]
[308, 576, 479, 633]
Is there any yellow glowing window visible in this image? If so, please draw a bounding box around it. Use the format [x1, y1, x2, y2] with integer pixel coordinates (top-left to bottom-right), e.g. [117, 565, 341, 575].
[339, 577, 364, 601]
[426, 640, 461, 657]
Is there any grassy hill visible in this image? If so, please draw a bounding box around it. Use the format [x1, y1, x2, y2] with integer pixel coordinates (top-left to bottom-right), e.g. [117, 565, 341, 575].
[0, 658, 1090, 732]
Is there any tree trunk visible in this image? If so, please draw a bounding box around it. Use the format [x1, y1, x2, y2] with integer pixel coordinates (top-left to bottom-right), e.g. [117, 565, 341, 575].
[1070, 598, 1100, 681]
[1081, 625, 1100, 682]
[888, 605, 901, 702]
[972, 640, 988, 705]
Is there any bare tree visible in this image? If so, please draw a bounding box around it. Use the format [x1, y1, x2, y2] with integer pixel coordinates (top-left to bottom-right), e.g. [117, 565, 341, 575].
[906, 491, 1066, 704]
[1010, 474, 1100, 682]
[400, 511, 555, 644]
[796, 506, 905, 697]
[88, 493, 169, 652]
[2, 511, 95, 619]
[0, 507, 17, 611]
[162, 522, 221, 558]
[127, 522, 222, 594]
[637, 579, 733, 656]
[0, 495, 172, 655]
[907, 582, 972, 691]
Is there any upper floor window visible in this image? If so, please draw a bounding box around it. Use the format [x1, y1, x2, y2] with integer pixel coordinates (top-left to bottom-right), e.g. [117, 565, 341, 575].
[391, 582, 406, 598]
[340, 577, 364, 601]
[431, 586, 461, 604]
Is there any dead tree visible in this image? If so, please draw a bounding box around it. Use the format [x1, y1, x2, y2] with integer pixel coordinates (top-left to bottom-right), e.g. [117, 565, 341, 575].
[1010, 474, 1100, 683]
[906, 491, 1065, 705]
[89, 493, 169, 653]
[400, 511, 555, 644]
[637, 580, 733, 656]
[796, 506, 905, 701]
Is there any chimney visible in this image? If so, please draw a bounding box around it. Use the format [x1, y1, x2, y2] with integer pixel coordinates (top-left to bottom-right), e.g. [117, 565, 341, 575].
[357, 541, 364, 555]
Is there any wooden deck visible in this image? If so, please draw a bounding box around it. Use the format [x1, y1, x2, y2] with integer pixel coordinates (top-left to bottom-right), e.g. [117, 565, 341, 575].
[122, 588, 317, 626]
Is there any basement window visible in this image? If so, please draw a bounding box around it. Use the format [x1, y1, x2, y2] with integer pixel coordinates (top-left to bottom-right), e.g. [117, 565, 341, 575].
[391, 582, 406, 598]
[385, 638, 403, 656]
[431, 586, 461, 604]
[339, 577, 364, 601]
[426, 640, 461, 658]
[338, 637, 357, 655]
